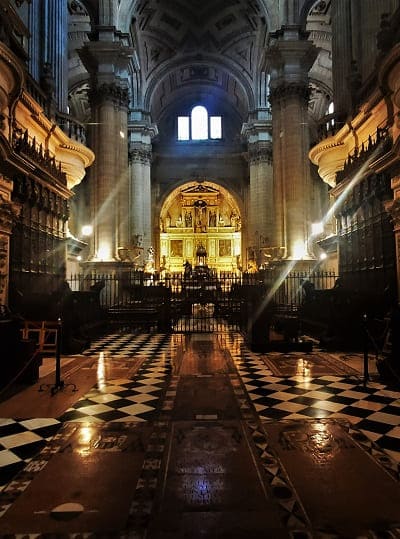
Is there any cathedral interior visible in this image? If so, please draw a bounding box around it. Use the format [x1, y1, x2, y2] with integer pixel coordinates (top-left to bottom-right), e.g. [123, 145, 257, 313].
[1, 0, 400, 537]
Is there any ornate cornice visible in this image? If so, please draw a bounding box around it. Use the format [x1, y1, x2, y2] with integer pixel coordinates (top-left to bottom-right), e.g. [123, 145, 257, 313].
[241, 118, 272, 141]
[128, 122, 159, 141]
[20, 90, 42, 118]
[13, 130, 67, 185]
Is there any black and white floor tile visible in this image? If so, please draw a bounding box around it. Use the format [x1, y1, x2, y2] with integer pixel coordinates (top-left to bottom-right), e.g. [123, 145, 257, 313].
[59, 333, 181, 423]
[221, 332, 400, 463]
[1, 329, 400, 497]
[0, 418, 61, 490]
[0, 332, 183, 491]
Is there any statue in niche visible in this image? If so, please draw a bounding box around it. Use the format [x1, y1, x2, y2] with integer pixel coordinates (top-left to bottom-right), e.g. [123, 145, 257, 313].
[185, 210, 192, 227]
[209, 210, 217, 227]
[194, 200, 207, 231]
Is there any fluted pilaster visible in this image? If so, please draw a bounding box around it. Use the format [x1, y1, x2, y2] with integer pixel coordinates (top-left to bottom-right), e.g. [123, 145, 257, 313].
[27, 1, 41, 81]
[42, 0, 68, 111]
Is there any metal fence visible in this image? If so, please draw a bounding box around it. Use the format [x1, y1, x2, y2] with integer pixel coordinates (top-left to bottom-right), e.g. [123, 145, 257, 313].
[66, 269, 338, 311]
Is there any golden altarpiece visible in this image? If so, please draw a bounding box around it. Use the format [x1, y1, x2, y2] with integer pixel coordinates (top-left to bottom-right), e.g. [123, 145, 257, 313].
[159, 183, 241, 274]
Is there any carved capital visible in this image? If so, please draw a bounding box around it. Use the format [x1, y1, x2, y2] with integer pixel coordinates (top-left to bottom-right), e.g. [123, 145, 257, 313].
[248, 142, 273, 165]
[128, 143, 152, 165]
[89, 82, 129, 108]
[269, 83, 310, 105]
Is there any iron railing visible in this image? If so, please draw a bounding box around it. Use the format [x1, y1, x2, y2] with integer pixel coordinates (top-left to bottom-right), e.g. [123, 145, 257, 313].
[66, 269, 338, 310]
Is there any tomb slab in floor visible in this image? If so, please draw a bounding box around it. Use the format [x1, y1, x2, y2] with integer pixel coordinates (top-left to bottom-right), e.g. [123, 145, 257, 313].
[261, 418, 400, 537]
[146, 420, 287, 538]
[0, 421, 151, 536]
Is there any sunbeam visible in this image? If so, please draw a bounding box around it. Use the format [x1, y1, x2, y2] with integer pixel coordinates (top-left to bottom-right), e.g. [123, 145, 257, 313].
[252, 139, 387, 325]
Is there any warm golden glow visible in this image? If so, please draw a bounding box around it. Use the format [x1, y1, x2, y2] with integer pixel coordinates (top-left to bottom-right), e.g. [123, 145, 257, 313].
[77, 426, 96, 455]
[97, 244, 111, 261]
[292, 241, 306, 260]
[81, 225, 93, 237]
[97, 351, 106, 391]
[296, 357, 311, 379]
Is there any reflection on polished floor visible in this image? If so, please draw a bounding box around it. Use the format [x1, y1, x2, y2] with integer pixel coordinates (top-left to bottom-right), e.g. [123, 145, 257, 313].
[0, 329, 400, 537]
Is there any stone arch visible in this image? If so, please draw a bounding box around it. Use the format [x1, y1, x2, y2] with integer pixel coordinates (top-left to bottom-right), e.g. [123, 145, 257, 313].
[144, 57, 256, 122]
[157, 180, 243, 273]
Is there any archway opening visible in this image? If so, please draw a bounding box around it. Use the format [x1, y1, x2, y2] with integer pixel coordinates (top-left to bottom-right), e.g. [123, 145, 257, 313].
[159, 181, 242, 275]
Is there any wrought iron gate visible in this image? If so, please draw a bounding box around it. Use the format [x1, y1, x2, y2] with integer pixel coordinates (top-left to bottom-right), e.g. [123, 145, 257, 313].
[65, 268, 338, 335]
[167, 272, 242, 333]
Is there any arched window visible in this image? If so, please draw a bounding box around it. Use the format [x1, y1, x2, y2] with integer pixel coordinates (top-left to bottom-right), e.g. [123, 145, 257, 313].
[191, 106, 208, 139]
[177, 106, 222, 141]
[326, 101, 335, 132]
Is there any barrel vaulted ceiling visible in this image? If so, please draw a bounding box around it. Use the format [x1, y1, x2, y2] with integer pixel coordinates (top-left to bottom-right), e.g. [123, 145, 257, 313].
[67, 0, 332, 127]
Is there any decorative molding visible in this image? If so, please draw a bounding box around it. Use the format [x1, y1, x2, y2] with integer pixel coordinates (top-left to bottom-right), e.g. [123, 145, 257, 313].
[13, 130, 67, 185]
[128, 122, 159, 140]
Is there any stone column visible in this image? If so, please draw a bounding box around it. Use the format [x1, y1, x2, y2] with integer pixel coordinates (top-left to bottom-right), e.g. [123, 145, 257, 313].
[128, 123, 158, 261]
[241, 120, 273, 267]
[79, 40, 133, 261]
[267, 27, 317, 260]
[87, 82, 129, 261]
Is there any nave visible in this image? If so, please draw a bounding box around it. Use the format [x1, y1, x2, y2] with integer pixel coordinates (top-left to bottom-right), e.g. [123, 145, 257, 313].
[0, 330, 400, 537]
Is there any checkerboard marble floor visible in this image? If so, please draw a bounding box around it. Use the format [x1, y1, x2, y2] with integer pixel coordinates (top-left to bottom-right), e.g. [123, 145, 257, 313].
[1, 329, 400, 495]
[0, 332, 183, 491]
[220, 332, 400, 463]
